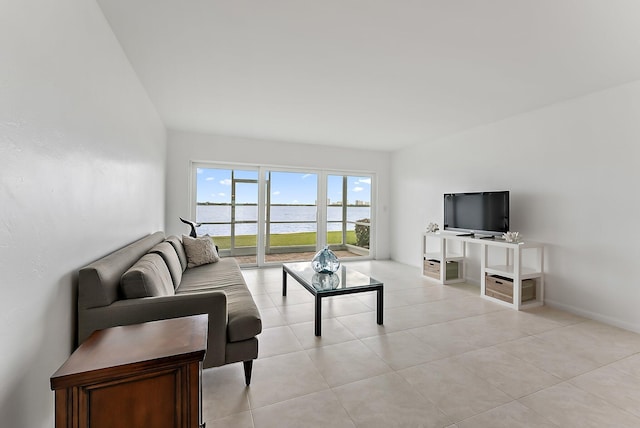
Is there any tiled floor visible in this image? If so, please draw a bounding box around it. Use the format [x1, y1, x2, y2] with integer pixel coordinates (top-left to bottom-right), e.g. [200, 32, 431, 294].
[202, 260, 640, 427]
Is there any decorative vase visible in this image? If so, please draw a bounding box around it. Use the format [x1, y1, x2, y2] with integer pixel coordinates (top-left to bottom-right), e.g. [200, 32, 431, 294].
[311, 245, 340, 274]
[502, 231, 521, 243]
[426, 222, 439, 233]
[312, 273, 340, 290]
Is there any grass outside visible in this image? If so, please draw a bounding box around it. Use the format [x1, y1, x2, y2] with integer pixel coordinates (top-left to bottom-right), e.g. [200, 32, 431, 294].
[212, 230, 357, 249]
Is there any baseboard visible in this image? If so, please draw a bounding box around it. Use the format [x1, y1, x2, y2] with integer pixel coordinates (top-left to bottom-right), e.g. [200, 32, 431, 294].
[545, 298, 640, 334]
[464, 276, 481, 286]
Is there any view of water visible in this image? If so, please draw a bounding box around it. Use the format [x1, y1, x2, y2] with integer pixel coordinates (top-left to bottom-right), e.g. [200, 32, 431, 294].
[196, 205, 370, 236]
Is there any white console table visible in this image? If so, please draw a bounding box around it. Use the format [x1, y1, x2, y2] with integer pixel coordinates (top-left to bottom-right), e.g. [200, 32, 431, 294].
[422, 232, 545, 310]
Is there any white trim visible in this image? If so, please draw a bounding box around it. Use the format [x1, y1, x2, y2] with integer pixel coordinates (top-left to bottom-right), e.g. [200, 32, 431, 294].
[545, 298, 640, 334]
[257, 167, 266, 266]
[317, 172, 328, 252]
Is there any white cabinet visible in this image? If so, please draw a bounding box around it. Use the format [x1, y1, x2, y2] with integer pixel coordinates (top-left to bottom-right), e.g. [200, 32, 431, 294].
[422, 232, 545, 310]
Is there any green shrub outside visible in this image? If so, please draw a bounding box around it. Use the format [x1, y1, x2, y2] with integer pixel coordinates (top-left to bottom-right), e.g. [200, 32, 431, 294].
[354, 218, 370, 248]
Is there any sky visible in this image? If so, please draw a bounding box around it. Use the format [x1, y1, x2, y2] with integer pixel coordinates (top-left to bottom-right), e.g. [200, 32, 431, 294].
[196, 168, 371, 205]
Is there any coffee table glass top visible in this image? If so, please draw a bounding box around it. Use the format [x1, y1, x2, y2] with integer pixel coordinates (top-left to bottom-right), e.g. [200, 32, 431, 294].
[282, 262, 382, 293]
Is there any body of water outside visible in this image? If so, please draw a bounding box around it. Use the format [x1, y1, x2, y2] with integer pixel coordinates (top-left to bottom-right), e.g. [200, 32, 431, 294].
[196, 205, 370, 236]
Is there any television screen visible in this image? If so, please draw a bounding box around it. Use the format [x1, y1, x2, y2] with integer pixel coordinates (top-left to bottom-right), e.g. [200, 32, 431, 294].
[443, 191, 509, 235]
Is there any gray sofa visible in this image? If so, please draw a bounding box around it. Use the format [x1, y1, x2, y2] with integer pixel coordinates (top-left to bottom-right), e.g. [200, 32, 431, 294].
[77, 232, 262, 384]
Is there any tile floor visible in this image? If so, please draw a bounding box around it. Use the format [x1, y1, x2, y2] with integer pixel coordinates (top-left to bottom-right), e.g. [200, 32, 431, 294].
[202, 260, 640, 427]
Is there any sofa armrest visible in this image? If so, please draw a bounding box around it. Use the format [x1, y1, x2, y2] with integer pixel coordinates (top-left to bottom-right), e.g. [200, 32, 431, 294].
[78, 291, 228, 367]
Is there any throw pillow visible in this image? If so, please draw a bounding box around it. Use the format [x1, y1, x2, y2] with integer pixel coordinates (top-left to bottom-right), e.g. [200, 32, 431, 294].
[182, 235, 219, 268]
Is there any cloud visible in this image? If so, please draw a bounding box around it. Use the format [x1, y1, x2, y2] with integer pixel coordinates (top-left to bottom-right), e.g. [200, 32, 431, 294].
[220, 179, 231, 186]
[358, 178, 371, 184]
[218, 193, 226, 197]
[353, 186, 364, 192]
[302, 174, 312, 179]
[205, 177, 215, 181]
[292, 199, 299, 204]
[197, 169, 204, 174]
[273, 191, 281, 195]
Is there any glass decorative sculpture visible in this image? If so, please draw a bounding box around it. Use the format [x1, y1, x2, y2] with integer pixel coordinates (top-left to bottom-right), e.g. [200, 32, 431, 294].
[311, 245, 340, 274]
[312, 273, 340, 291]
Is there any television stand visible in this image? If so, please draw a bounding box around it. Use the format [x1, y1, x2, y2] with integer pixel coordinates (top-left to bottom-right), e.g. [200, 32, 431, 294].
[421, 232, 545, 310]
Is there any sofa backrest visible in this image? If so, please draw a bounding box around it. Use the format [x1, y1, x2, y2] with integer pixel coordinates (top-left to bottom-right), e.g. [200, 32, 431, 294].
[121, 253, 176, 298]
[149, 241, 184, 288]
[78, 232, 165, 309]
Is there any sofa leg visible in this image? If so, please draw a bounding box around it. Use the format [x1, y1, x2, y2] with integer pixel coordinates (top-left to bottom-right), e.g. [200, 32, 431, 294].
[243, 360, 253, 386]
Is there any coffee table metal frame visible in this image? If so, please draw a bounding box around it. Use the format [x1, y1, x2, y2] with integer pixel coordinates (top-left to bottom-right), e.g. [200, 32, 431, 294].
[282, 262, 384, 336]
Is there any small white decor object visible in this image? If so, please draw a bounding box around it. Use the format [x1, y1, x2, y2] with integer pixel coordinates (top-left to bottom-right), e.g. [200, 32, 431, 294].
[502, 231, 521, 243]
[426, 222, 439, 233]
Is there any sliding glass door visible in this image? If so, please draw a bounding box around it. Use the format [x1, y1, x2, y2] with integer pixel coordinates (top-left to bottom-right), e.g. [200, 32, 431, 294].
[264, 170, 318, 263]
[194, 167, 258, 264]
[193, 163, 374, 266]
[326, 174, 372, 259]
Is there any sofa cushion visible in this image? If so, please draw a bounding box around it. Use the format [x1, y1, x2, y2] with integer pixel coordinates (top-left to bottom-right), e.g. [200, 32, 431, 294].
[178, 258, 240, 292]
[121, 253, 175, 299]
[149, 242, 183, 288]
[182, 235, 219, 268]
[225, 286, 263, 343]
[178, 258, 262, 342]
[165, 235, 188, 271]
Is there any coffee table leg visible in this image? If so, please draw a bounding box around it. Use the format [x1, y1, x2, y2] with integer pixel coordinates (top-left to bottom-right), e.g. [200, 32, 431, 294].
[282, 268, 287, 296]
[376, 287, 383, 325]
[315, 296, 322, 336]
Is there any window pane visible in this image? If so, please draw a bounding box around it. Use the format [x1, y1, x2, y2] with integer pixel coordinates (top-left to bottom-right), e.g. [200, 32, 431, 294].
[326, 174, 372, 255]
[265, 170, 318, 261]
[347, 176, 371, 206]
[196, 168, 231, 205]
[234, 170, 258, 180]
[195, 166, 258, 264]
[196, 204, 231, 224]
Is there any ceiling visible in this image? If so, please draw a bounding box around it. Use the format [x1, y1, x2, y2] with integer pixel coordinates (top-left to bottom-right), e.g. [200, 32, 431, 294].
[96, 0, 640, 151]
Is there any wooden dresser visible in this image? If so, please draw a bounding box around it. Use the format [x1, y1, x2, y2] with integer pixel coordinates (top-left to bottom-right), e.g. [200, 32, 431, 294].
[51, 315, 208, 428]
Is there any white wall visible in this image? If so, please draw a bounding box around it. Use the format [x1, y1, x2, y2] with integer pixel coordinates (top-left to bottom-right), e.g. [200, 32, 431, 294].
[391, 80, 640, 332]
[166, 130, 391, 259]
[0, 1, 166, 426]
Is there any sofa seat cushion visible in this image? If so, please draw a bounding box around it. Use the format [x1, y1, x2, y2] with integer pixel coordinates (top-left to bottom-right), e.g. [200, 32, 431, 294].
[178, 258, 243, 291]
[149, 242, 183, 288]
[121, 253, 175, 299]
[177, 259, 262, 342]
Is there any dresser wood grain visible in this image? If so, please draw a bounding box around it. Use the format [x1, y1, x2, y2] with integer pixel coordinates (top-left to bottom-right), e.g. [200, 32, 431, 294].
[51, 315, 208, 428]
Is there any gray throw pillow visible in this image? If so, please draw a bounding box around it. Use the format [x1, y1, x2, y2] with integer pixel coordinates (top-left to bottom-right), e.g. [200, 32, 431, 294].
[182, 235, 219, 268]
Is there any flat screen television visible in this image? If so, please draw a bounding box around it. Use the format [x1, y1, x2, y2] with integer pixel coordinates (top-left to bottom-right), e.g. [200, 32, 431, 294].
[443, 191, 509, 236]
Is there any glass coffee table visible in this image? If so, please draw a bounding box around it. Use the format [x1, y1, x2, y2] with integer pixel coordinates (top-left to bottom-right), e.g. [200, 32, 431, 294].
[282, 262, 384, 336]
